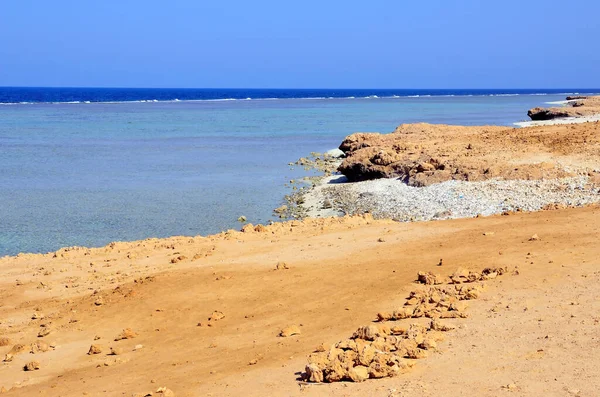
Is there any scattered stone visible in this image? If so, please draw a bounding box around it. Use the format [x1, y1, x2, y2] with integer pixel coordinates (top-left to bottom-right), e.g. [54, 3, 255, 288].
[134, 344, 144, 351]
[280, 325, 301, 337]
[110, 346, 123, 356]
[24, 361, 40, 371]
[88, 344, 102, 355]
[208, 311, 225, 322]
[275, 262, 289, 270]
[156, 387, 175, 396]
[170, 255, 187, 264]
[254, 224, 267, 232]
[30, 341, 50, 354]
[37, 327, 51, 338]
[94, 297, 104, 306]
[114, 328, 137, 341]
[502, 383, 518, 390]
[417, 271, 446, 285]
[240, 223, 254, 232]
[483, 232, 495, 236]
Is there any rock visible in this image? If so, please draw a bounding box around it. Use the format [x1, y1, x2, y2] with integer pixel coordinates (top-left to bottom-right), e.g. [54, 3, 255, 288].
[254, 224, 267, 232]
[240, 223, 254, 233]
[237, 216, 247, 223]
[273, 205, 288, 214]
[430, 319, 455, 332]
[279, 325, 301, 337]
[88, 344, 102, 355]
[325, 148, 345, 158]
[314, 343, 327, 353]
[417, 162, 435, 172]
[419, 338, 437, 350]
[352, 324, 389, 341]
[24, 361, 40, 371]
[37, 327, 51, 338]
[0, 337, 11, 347]
[305, 363, 324, 382]
[527, 107, 571, 120]
[529, 234, 540, 241]
[134, 344, 144, 351]
[357, 344, 377, 366]
[566, 96, 587, 100]
[114, 328, 137, 341]
[307, 351, 328, 370]
[0, 386, 7, 393]
[348, 365, 369, 382]
[275, 262, 289, 270]
[156, 387, 175, 397]
[170, 255, 187, 264]
[3, 354, 13, 362]
[417, 271, 445, 285]
[110, 346, 123, 355]
[324, 360, 346, 382]
[248, 358, 258, 365]
[30, 341, 50, 353]
[208, 311, 225, 321]
[94, 297, 104, 306]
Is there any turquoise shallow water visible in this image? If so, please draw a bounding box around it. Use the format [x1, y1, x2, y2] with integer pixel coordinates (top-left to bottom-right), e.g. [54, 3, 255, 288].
[0, 94, 574, 255]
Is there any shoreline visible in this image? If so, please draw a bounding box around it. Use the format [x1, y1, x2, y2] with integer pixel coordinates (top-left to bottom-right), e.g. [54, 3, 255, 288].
[297, 97, 600, 222]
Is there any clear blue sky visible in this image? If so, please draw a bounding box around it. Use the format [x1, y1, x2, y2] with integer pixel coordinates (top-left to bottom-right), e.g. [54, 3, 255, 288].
[1, 0, 598, 88]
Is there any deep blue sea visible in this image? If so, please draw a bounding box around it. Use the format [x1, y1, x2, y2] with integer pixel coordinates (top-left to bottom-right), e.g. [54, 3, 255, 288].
[1, 87, 598, 256]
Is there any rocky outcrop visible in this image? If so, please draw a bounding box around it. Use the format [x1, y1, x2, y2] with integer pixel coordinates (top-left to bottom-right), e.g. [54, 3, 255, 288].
[527, 107, 571, 120]
[336, 123, 576, 185]
[527, 95, 600, 120]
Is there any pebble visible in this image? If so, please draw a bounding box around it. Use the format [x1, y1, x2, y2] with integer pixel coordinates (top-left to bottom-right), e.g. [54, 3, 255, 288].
[314, 176, 600, 221]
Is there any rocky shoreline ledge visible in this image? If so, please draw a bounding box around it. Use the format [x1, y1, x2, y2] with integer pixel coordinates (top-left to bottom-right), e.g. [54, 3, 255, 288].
[527, 95, 600, 121]
[294, 96, 600, 221]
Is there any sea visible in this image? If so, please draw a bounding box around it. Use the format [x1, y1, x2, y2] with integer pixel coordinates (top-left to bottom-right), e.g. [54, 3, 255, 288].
[1, 88, 598, 256]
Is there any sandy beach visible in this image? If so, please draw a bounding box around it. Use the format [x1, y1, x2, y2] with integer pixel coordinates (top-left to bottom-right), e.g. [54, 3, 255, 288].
[2, 98, 600, 396]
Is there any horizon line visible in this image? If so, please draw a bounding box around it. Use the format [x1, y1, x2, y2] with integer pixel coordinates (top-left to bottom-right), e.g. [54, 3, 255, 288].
[1, 86, 599, 91]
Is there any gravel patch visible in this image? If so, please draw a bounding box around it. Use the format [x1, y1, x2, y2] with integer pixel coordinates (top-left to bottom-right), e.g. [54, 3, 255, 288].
[306, 176, 600, 221]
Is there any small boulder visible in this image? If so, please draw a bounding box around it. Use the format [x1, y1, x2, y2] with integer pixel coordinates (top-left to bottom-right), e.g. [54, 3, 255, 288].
[114, 328, 137, 341]
[88, 344, 102, 355]
[24, 361, 40, 371]
[348, 365, 369, 382]
[305, 363, 324, 383]
[279, 325, 301, 337]
[208, 311, 225, 322]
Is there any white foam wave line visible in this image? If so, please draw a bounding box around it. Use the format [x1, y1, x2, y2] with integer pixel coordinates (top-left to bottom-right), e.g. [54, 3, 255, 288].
[1, 92, 598, 106]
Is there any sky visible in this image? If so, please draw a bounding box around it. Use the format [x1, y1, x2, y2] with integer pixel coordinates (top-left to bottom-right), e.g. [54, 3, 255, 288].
[0, 0, 599, 88]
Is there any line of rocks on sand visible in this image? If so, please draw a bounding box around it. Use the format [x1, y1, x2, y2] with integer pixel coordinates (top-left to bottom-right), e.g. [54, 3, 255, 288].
[303, 266, 515, 383]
